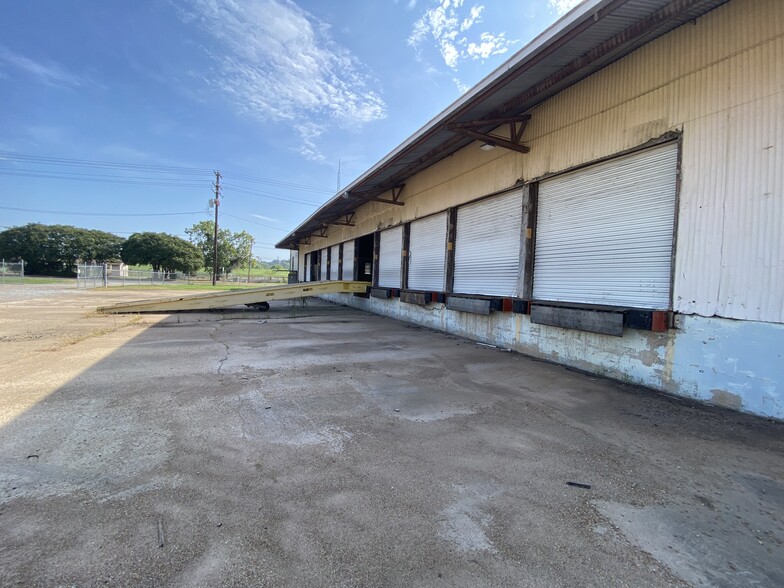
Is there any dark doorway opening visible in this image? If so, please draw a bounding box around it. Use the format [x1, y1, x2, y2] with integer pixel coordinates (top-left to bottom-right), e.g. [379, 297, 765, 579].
[309, 249, 321, 281]
[355, 234, 374, 282]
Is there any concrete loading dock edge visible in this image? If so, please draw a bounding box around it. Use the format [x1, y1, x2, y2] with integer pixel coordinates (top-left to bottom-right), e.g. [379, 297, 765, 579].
[97, 280, 371, 314]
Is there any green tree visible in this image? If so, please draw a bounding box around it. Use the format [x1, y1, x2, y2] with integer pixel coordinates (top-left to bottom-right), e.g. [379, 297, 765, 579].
[0, 223, 124, 275]
[121, 232, 202, 273]
[185, 221, 253, 276]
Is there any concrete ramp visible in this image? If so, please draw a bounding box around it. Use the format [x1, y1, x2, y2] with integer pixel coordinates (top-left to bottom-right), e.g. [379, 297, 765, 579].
[98, 280, 370, 313]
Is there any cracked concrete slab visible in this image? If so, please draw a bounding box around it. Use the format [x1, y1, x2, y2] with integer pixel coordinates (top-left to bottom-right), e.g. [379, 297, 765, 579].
[1, 290, 782, 587]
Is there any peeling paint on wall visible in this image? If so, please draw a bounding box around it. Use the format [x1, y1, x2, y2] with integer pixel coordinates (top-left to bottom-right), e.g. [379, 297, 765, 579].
[669, 315, 784, 418]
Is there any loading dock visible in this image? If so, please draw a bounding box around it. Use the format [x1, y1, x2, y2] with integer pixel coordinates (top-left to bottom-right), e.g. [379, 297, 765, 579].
[97, 280, 370, 313]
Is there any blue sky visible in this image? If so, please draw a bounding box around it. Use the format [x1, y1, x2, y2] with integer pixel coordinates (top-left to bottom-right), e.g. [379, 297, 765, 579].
[1, 0, 580, 260]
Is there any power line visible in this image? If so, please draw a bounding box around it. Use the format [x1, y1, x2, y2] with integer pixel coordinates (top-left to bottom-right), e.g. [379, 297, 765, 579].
[0, 205, 208, 217]
[1, 167, 210, 184]
[1, 151, 336, 195]
[225, 171, 334, 195]
[0, 169, 209, 188]
[221, 183, 322, 206]
[0, 151, 213, 175]
[220, 212, 288, 232]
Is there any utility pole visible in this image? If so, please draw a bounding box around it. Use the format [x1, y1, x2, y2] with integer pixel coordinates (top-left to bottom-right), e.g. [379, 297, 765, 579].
[212, 171, 221, 286]
[247, 237, 254, 283]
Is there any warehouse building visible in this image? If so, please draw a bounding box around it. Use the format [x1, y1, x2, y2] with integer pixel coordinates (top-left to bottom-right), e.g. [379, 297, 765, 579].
[277, 0, 783, 420]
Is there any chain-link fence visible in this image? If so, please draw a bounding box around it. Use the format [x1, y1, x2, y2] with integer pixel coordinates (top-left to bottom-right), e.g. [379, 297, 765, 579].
[76, 264, 287, 289]
[0, 260, 25, 284]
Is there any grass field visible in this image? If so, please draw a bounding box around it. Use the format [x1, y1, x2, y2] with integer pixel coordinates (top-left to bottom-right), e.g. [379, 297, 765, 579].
[0, 276, 73, 285]
[113, 282, 268, 291]
[125, 265, 289, 278]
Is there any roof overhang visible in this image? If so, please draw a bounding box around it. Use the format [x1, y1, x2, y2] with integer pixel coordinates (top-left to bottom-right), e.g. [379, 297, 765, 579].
[277, 0, 728, 249]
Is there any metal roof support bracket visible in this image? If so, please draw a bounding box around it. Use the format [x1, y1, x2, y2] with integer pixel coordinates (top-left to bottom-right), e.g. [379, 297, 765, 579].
[308, 225, 329, 239]
[447, 115, 531, 154]
[331, 213, 356, 227]
[350, 184, 406, 206]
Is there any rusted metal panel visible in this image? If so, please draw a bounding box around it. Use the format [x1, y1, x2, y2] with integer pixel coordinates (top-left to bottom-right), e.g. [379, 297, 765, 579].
[370, 287, 391, 299]
[531, 304, 625, 336]
[401, 291, 430, 306]
[447, 297, 492, 315]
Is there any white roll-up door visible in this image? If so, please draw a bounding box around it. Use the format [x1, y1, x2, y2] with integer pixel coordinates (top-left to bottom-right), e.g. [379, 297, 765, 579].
[378, 226, 403, 288]
[330, 245, 339, 280]
[533, 142, 678, 309]
[453, 190, 523, 297]
[304, 253, 311, 282]
[320, 249, 328, 281]
[409, 212, 447, 291]
[342, 240, 355, 280]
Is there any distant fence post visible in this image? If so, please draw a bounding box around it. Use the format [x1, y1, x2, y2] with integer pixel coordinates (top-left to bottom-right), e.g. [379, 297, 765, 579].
[0, 259, 25, 285]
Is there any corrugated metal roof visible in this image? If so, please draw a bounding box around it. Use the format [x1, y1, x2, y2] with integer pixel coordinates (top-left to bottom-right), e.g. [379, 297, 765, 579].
[277, 0, 729, 249]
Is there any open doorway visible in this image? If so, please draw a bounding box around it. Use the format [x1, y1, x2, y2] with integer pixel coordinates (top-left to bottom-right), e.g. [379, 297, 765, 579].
[355, 234, 374, 282]
[309, 249, 321, 281]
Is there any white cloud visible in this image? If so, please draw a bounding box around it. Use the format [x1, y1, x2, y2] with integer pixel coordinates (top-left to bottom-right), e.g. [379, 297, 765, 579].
[466, 32, 513, 60]
[407, 1, 517, 71]
[452, 77, 470, 94]
[0, 46, 81, 88]
[252, 214, 280, 222]
[461, 5, 484, 31]
[548, 0, 583, 16]
[293, 122, 327, 163]
[176, 0, 387, 161]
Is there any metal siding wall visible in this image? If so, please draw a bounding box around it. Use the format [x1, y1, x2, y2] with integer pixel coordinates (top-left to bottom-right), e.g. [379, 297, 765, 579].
[342, 240, 355, 280]
[320, 249, 327, 281]
[534, 143, 678, 309]
[675, 91, 784, 323]
[453, 190, 523, 297]
[408, 213, 447, 291]
[330, 245, 340, 280]
[378, 226, 403, 287]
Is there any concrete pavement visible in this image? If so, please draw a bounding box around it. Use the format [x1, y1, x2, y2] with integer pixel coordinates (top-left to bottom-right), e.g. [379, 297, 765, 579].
[0, 289, 782, 586]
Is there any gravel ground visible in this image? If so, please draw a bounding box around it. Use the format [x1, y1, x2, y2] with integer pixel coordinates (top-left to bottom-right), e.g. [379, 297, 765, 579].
[0, 282, 82, 303]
